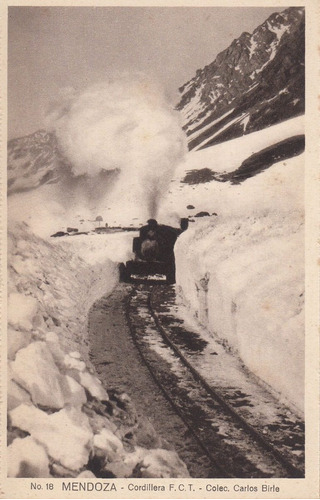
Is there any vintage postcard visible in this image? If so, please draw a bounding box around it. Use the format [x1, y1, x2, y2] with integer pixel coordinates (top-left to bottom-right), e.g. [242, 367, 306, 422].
[1, 0, 319, 498]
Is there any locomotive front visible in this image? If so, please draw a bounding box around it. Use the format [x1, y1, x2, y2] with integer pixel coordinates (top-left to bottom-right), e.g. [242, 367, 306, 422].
[119, 218, 188, 284]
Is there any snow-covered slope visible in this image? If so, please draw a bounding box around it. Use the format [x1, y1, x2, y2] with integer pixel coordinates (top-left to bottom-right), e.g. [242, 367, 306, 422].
[177, 7, 304, 150]
[162, 119, 305, 414]
[159, 116, 304, 222]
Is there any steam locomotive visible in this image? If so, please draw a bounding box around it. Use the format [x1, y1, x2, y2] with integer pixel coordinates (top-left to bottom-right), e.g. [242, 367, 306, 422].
[119, 218, 188, 284]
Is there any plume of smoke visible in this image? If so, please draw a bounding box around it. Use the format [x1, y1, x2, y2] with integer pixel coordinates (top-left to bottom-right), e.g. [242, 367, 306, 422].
[47, 74, 187, 221]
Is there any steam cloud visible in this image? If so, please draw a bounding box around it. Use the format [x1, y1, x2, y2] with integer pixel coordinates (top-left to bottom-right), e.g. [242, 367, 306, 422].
[47, 75, 187, 221]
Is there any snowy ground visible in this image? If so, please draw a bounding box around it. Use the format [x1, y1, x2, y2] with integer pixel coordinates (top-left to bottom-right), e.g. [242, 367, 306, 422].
[158, 115, 304, 223]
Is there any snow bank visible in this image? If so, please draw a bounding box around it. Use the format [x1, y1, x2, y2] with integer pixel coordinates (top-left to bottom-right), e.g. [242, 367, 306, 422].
[175, 212, 304, 413]
[7, 223, 189, 478]
[8, 222, 118, 356]
[173, 123, 304, 414]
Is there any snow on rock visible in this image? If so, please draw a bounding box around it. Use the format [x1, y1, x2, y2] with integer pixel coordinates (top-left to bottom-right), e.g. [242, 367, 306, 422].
[9, 404, 93, 471]
[61, 376, 87, 407]
[77, 470, 96, 478]
[106, 447, 190, 478]
[8, 437, 50, 478]
[136, 448, 190, 478]
[45, 332, 66, 365]
[107, 447, 190, 478]
[93, 428, 124, 461]
[8, 293, 39, 331]
[7, 328, 32, 361]
[7, 379, 31, 412]
[7, 222, 189, 477]
[78, 371, 109, 401]
[63, 353, 86, 372]
[177, 8, 304, 145]
[10, 341, 68, 409]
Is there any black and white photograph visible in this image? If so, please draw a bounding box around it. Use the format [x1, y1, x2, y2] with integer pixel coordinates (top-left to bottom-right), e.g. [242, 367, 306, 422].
[2, 1, 319, 497]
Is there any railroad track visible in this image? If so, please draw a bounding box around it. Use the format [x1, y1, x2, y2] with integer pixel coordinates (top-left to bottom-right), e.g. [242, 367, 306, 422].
[125, 284, 305, 479]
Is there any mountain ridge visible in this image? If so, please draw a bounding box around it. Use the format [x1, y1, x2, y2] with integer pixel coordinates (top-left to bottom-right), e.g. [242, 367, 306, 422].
[177, 7, 305, 151]
[7, 130, 64, 194]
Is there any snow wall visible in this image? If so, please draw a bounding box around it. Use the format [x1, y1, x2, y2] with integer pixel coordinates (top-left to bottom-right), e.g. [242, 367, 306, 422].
[7, 223, 189, 478]
[174, 167, 304, 415]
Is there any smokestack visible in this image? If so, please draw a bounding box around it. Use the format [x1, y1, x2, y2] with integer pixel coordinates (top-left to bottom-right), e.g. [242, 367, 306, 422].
[180, 218, 189, 232]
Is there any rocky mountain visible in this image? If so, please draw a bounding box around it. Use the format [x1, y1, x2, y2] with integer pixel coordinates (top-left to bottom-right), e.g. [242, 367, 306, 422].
[7, 130, 65, 194]
[7, 129, 121, 201]
[177, 7, 305, 151]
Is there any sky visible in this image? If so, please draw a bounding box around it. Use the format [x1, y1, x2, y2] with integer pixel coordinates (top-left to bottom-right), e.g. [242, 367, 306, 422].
[8, 6, 283, 139]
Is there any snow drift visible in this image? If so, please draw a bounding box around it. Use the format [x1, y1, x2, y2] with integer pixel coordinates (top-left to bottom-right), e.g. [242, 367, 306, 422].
[175, 212, 304, 413]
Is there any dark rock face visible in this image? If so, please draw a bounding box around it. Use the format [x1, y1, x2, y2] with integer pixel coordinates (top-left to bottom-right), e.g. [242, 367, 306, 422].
[183, 135, 304, 186]
[194, 211, 210, 218]
[224, 134, 305, 184]
[177, 7, 305, 151]
[182, 168, 215, 185]
[50, 231, 69, 238]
